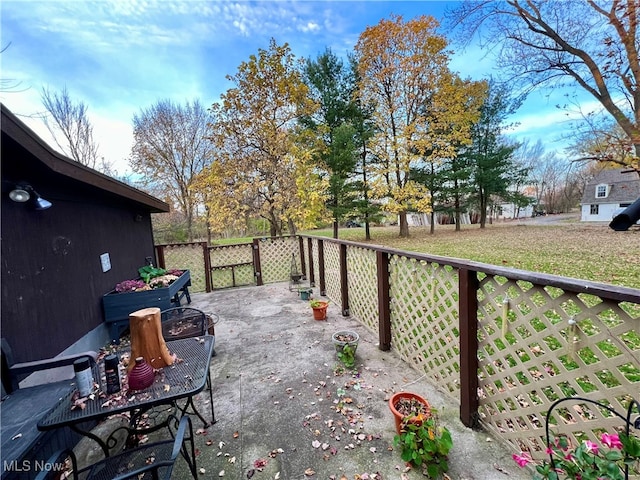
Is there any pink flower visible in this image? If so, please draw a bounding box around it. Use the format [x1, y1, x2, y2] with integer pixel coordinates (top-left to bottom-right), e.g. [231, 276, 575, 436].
[584, 440, 599, 454]
[601, 433, 623, 450]
[512, 452, 532, 467]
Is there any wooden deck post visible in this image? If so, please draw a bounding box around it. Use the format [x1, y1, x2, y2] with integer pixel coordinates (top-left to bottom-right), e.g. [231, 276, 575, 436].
[459, 268, 480, 428]
[155, 245, 166, 269]
[298, 236, 306, 278]
[203, 242, 212, 292]
[252, 239, 263, 286]
[339, 243, 349, 316]
[307, 238, 315, 287]
[376, 250, 391, 351]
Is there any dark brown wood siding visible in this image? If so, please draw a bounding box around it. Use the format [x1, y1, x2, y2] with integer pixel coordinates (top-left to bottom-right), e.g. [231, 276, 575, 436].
[1, 117, 165, 363]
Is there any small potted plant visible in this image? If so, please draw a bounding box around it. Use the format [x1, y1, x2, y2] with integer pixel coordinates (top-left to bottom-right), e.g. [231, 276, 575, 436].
[389, 391, 431, 434]
[332, 330, 359, 368]
[394, 411, 453, 479]
[299, 288, 313, 301]
[310, 299, 329, 320]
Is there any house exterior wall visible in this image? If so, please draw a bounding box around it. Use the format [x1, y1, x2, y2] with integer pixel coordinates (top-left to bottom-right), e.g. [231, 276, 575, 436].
[1, 108, 168, 363]
[1, 192, 156, 362]
[580, 168, 640, 222]
[580, 202, 623, 222]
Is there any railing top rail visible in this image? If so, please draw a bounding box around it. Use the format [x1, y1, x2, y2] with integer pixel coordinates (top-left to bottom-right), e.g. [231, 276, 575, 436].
[299, 234, 640, 304]
[208, 242, 253, 249]
[156, 241, 207, 248]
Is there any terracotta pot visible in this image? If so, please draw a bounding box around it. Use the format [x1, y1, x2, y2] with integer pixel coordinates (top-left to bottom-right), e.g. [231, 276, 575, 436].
[389, 391, 431, 434]
[311, 301, 328, 321]
[128, 357, 155, 391]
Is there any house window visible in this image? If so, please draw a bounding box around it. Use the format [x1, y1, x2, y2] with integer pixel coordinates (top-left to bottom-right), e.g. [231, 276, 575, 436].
[590, 204, 599, 215]
[620, 203, 631, 208]
[596, 184, 608, 198]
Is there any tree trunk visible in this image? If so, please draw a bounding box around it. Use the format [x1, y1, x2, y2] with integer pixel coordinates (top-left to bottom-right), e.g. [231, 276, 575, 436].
[333, 221, 338, 239]
[398, 211, 409, 238]
[430, 211, 435, 234]
[128, 307, 176, 372]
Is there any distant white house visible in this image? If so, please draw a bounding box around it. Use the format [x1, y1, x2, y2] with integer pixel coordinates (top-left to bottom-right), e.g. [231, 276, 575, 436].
[580, 168, 640, 222]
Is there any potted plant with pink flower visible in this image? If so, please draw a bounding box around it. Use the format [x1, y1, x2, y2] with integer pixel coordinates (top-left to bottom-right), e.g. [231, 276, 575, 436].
[513, 397, 640, 480]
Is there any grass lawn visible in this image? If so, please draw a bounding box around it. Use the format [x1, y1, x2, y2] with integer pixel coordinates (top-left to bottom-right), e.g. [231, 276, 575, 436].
[302, 216, 640, 290]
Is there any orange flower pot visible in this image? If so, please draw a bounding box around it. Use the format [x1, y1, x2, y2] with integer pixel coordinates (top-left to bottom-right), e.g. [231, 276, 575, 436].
[389, 391, 431, 434]
[311, 301, 328, 320]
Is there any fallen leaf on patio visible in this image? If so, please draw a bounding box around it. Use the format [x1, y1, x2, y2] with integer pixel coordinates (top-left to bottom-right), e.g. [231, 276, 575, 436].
[369, 447, 377, 453]
[321, 443, 329, 450]
[233, 431, 239, 438]
[217, 469, 223, 476]
[199, 468, 206, 474]
[340, 476, 348, 480]
[493, 463, 509, 474]
[206, 439, 213, 446]
[304, 468, 315, 476]
[11, 433, 22, 440]
[219, 441, 225, 449]
[196, 428, 207, 435]
[228, 456, 236, 464]
[247, 469, 255, 479]
[254, 458, 267, 470]
[145, 455, 155, 465]
[275, 472, 280, 479]
[164, 384, 171, 392]
[312, 440, 321, 448]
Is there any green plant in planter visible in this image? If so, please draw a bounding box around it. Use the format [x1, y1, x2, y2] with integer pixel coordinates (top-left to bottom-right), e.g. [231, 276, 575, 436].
[138, 265, 168, 283]
[394, 412, 453, 479]
[337, 344, 356, 368]
[309, 299, 326, 308]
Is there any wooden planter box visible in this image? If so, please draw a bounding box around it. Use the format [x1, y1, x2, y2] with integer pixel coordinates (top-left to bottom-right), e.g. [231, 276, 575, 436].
[102, 270, 191, 343]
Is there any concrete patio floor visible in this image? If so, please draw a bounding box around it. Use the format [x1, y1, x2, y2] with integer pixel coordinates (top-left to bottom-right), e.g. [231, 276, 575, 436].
[75, 282, 532, 479]
[165, 282, 530, 480]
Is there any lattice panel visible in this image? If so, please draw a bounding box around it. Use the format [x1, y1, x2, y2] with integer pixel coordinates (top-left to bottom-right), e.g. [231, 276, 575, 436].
[258, 237, 299, 284]
[162, 244, 207, 292]
[209, 244, 254, 289]
[476, 274, 640, 466]
[323, 242, 342, 309]
[346, 247, 379, 334]
[389, 255, 461, 398]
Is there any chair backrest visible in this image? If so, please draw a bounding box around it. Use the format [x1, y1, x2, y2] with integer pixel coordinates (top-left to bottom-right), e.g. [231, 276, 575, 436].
[1, 338, 14, 395]
[160, 307, 207, 341]
[34, 415, 197, 480]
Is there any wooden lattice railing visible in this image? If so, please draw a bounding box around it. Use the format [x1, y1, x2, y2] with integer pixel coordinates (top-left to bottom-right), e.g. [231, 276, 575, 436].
[156, 235, 640, 471]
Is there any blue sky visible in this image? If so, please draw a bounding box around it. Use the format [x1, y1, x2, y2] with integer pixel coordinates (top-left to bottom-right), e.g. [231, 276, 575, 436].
[1, 0, 590, 175]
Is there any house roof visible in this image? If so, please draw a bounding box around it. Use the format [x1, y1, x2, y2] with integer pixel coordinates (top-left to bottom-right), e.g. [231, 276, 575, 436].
[580, 168, 640, 205]
[1, 104, 170, 213]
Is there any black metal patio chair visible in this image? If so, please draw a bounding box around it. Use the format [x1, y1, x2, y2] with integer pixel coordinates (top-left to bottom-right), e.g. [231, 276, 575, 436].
[160, 307, 216, 426]
[1, 338, 98, 479]
[34, 415, 197, 480]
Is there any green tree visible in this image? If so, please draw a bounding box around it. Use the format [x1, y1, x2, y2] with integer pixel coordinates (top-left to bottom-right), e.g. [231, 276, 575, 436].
[463, 82, 523, 228]
[301, 48, 360, 238]
[131, 99, 212, 241]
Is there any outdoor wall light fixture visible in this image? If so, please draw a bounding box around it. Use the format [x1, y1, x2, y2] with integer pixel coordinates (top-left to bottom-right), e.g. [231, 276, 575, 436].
[8, 183, 53, 210]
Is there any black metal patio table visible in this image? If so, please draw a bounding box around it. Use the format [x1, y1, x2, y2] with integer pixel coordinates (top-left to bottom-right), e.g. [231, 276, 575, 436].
[37, 335, 215, 457]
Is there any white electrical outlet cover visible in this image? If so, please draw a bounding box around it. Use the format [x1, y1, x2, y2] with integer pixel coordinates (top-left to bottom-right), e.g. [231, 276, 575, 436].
[100, 253, 111, 272]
